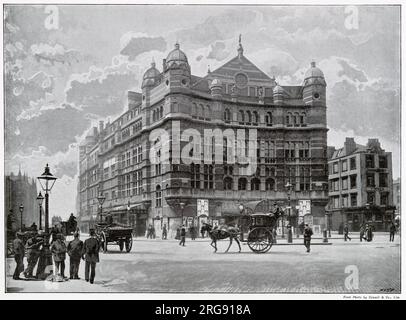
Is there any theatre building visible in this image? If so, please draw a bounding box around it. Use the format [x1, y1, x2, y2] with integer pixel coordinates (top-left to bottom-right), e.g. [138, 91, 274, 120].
[77, 38, 329, 237]
[326, 138, 395, 231]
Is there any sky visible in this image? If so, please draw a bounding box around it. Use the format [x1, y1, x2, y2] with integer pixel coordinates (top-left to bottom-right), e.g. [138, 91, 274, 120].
[3, 5, 401, 219]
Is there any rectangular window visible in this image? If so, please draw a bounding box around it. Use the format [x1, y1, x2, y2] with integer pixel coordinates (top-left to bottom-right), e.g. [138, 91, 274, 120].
[350, 193, 357, 207]
[379, 156, 388, 168]
[367, 192, 375, 205]
[366, 154, 375, 168]
[249, 87, 256, 96]
[342, 160, 348, 172]
[350, 157, 356, 170]
[333, 162, 339, 174]
[342, 195, 348, 208]
[379, 173, 388, 187]
[367, 173, 375, 187]
[342, 178, 348, 190]
[381, 193, 388, 206]
[333, 197, 340, 208]
[350, 175, 357, 189]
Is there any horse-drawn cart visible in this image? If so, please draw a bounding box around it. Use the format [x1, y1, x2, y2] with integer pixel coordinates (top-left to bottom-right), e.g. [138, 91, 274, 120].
[95, 222, 133, 253]
[241, 213, 278, 253]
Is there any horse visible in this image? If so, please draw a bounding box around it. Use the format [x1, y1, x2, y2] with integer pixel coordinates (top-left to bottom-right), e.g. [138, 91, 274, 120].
[202, 223, 241, 253]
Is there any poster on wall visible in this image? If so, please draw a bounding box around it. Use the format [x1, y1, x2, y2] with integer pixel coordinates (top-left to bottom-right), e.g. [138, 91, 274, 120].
[187, 216, 193, 227]
[197, 199, 209, 216]
[298, 200, 311, 217]
[304, 215, 314, 227]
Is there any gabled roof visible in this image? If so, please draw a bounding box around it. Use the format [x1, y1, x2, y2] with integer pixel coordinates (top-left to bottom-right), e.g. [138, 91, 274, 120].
[208, 55, 274, 83]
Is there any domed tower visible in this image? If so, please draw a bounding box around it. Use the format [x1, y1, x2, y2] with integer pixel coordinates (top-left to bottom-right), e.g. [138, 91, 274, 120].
[141, 61, 161, 90]
[163, 42, 191, 89]
[141, 60, 161, 110]
[302, 61, 326, 106]
[209, 78, 223, 99]
[273, 84, 284, 105]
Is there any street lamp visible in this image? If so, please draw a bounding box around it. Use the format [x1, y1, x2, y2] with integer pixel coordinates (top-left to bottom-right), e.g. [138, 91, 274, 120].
[285, 182, 293, 243]
[19, 204, 24, 231]
[36, 192, 44, 230]
[97, 193, 106, 222]
[180, 202, 185, 225]
[37, 163, 57, 234]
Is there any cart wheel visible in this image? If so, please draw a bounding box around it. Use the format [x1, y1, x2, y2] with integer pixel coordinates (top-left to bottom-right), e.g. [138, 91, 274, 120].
[125, 234, 133, 252]
[247, 228, 273, 253]
[119, 240, 124, 252]
[101, 232, 108, 253]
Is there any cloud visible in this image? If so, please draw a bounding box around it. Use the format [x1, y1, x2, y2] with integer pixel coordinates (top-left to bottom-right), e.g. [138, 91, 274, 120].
[207, 41, 230, 61]
[120, 34, 167, 61]
[31, 43, 82, 66]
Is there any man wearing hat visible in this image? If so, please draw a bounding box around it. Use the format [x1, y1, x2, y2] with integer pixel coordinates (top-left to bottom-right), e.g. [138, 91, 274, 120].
[12, 232, 25, 280]
[51, 233, 67, 278]
[24, 233, 43, 278]
[67, 232, 83, 279]
[82, 229, 100, 284]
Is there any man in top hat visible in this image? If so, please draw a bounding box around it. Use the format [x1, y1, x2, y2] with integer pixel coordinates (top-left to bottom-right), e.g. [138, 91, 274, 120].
[82, 229, 100, 284]
[12, 231, 25, 280]
[67, 232, 83, 279]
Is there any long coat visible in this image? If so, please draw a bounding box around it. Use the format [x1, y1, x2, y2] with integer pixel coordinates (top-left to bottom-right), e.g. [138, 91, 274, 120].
[51, 240, 67, 262]
[82, 237, 100, 263]
[67, 238, 83, 260]
[13, 238, 25, 256]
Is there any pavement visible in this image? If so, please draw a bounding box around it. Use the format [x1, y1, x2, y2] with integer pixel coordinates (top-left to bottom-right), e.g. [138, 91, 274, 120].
[5, 232, 400, 294]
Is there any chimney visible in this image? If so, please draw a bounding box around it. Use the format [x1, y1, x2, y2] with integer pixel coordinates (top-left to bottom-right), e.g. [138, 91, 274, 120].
[99, 120, 104, 133]
[163, 59, 167, 72]
[367, 138, 380, 149]
[344, 137, 356, 155]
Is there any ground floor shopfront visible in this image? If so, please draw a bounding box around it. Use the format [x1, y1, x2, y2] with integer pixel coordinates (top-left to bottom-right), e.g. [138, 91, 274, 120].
[327, 205, 396, 232]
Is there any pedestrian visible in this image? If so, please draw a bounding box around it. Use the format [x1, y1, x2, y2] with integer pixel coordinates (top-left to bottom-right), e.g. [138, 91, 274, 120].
[162, 224, 167, 240]
[147, 224, 153, 239]
[82, 229, 100, 284]
[303, 224, 313, 253]
[189, 226, 195, 240]
[67, 232, 83, 279]
[366, 224, 373, 242]
[389, 223, 396, 242]
[24, 233, 42, 278]
[200, 225, 205, 238]
[175, 227, 180, 240]
[152, 225, 156, 239]
[344, 224, 352, 241]
[12, 232, 25, 280]
[179, 225, 186, 246]
[360, 224, 365, 242]
[51, 233, 67, 279]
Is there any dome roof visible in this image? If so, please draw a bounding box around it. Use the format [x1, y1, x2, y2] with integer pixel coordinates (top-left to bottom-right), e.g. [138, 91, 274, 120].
[141, 62, 160, 88]
[210, 78, 222, 87]
[166, 43, 189, 70]
[273, 84, 284, 94]
[304, 61, 324, 79]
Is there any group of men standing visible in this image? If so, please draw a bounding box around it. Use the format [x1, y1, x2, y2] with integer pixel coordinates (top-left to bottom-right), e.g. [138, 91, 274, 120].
[12, 228, 101, 284]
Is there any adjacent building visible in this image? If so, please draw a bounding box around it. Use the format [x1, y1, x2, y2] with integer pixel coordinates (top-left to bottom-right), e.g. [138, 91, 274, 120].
[5, 170, 38, 233]
[77, 38, 329, 237]
[327, 138, 395, 231]
[393, 178, 400, 222]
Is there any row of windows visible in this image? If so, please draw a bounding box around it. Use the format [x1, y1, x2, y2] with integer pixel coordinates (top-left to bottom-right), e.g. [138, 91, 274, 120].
[191, 103, 212, 120]
[330, 175, 357, 191]
[330, 157, 357, 174]
[152, 106, 164, 122]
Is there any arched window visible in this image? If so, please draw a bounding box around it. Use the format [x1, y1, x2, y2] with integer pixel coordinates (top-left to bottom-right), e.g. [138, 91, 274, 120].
[294, 112, 300, 126]
[238, 178, 247, 190]
[209, 165, 214, 189]
[155, 185, 162, 207]
[300, 112, 306, 126]
[192, 103, 197, 118]
[265, 112, 272, 126]
[246, 111, 252, 124]
[265, 167, 270, 177]
[224, 108, 231, 122]
[198, 104, 204, 119]
[251, 178, 260, 191]
[205, 105, 211, 120]
[152, 110, 157, 122]
[159, 106, 163, 119]
[253, 111, 259, 124]
[286, 112, 291, 126]
[224, 177, 233, 190]
[239, 110, 245, 123]
[265, 178, 275, 191]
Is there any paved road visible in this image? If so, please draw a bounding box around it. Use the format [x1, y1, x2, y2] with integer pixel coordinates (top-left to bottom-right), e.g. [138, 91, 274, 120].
[6, 235, 400, 294]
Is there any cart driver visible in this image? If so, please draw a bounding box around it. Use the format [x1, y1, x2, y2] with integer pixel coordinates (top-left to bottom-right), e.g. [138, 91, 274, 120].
[105, 213, 113, 225]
